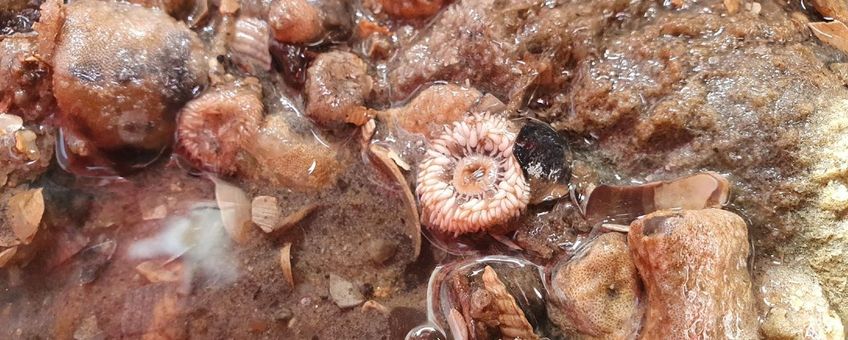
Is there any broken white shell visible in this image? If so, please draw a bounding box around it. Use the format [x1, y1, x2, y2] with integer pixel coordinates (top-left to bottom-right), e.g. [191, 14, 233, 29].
[6, 188, 44, 244]
[252, 196, 281, 233]
[280, 242, 294, 287]
[0, 114, 23, 135]
[211, 177, 252, 244]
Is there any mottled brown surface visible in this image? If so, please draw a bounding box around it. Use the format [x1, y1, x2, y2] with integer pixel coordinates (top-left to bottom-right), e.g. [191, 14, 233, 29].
[382, 83, 482, 138]
[50, 0, 208, 151]
[385, 0, 649, 103]
[629, 209, 757, 339]
[548, 232, 642, 340]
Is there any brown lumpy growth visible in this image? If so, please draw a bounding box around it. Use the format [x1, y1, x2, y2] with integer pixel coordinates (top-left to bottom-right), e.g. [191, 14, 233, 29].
[548, 2, 820, 249]
[628, 209, 757, 339]
[241, 114, 341, 192]
[269, 0, 324, 43]
[49, 0, 208, 152]
[379, 83, 482, 137]
[386, 0, 527, 102]
[377, 0, 446, 19]
[754, 261, 845, 340]
[386, 0, 646, 102]
[176, 79, 264, 174]
[548, 232, 642, 340]
[304, 51, 373, 127]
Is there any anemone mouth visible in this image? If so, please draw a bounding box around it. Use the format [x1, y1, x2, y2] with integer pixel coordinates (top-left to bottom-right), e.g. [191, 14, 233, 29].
[176, 83, 263, 174]
[452, 155, 499, 198]
[416, 113, 530, 236]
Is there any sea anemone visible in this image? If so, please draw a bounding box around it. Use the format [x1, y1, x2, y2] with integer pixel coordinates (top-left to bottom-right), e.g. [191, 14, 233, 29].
[269, 0, 324, 44]
[416, 113, 530, 236]
[176, 79, 264, 174]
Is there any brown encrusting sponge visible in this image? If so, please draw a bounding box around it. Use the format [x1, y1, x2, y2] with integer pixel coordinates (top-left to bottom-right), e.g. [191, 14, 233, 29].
[628, 208, 758, 339]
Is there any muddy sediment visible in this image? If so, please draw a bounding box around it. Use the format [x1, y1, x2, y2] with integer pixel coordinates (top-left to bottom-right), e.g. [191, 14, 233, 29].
[1, 0, 847, 338]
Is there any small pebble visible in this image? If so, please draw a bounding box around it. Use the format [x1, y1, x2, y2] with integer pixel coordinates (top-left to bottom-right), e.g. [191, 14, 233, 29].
[273, 307, 293, 322]
[329, 273, 365, 308]
[73, 315, 104, 340]
[366, 238, 397, 264]
[14, 129, 39, 161]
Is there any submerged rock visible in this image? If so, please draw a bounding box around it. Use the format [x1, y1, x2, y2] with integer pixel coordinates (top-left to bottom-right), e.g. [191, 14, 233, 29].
[513, 119, 572, 204]
[628, 209, 757, 339]
[42, 0, 208, 175]
[755, 261, 844, 340]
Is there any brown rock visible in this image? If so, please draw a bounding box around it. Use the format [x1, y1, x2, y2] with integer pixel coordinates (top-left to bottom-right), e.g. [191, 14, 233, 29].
[628, 209, 757, 339]
[380, 83, 482, 138]
[755, 261, 844, 340]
